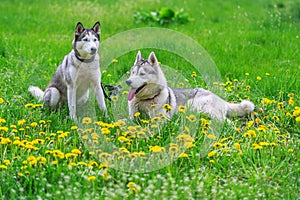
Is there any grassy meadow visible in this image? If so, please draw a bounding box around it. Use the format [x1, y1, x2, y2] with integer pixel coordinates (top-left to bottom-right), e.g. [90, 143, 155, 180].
[0, 0, 299, 199]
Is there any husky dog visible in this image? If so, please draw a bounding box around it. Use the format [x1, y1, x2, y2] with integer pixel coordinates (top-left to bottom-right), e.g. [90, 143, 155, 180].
[126, 51, 255, 121]
[28, 22, 107, 120]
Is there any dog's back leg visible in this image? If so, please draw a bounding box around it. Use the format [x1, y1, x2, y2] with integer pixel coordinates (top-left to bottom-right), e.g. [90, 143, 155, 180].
[43, 87, 60, 110]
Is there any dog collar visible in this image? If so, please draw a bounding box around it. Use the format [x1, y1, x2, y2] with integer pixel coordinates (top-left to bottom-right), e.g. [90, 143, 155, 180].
[74, 53, 96, 63]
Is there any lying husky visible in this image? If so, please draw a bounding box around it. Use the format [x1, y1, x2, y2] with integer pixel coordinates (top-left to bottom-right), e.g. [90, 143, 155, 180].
[28, 22, 107, 120]
[126, 51, 255, 121]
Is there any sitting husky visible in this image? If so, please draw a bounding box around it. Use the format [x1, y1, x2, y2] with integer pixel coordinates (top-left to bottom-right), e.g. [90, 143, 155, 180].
[28, 22, 107, 120]
[126, 51, 255, 121]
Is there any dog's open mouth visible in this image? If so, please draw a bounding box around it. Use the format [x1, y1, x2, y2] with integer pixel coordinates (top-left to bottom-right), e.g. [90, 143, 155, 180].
[128, 84, 146, 101]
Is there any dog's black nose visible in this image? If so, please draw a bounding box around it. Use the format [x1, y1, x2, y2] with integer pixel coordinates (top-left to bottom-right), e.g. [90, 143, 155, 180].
[126, 80, 132, 86]
[90, 47, 97, 54]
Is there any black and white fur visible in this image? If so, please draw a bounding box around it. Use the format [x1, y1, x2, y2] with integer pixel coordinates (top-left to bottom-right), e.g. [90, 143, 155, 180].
[126, 51, 255, 121]
[28, 22, 107, 120]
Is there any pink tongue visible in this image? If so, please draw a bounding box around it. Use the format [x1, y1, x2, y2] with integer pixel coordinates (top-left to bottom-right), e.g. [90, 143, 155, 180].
[128, 88, 137, 101]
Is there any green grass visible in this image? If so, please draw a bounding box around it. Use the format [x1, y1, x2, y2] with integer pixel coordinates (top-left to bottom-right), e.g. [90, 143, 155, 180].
[0, 0, 299, 199]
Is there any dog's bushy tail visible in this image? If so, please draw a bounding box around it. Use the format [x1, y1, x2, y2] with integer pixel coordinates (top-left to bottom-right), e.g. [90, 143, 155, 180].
[226, 100, 255, 117]
[28, 86, 44, 101]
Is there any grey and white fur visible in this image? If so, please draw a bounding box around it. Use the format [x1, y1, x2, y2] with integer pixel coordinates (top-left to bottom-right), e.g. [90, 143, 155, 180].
[126, 51, 254, 121]
[28, 22, 107, 120]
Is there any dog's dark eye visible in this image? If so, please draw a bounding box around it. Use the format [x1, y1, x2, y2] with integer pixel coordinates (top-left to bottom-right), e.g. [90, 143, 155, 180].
[83, 38, 88, 41]
[139, 73, 145, 76]
[93, 39, 97, 42]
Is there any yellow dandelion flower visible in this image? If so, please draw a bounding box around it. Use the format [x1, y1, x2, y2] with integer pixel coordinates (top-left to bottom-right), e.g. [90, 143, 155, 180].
[247, 130, 256, 138]
[293, 107, 300, 116]
[235, 128, 241, 133]
[200, 118, 210, 127]
[151, 117, 161, 123]
[102, 170, 109, 180]
[39, 120, 46, 124]
[245, 72, 249, 76]
[118, 136, 130, 143]
[101, 128, 110, 135]
[134, 112, 140, 117]
[0, 126, 8, 132]
[99, 163, 108, 169]
[261, 98, 275, 105]
[234, 143, 241, 150]
[178, 105, 187, 113]
[140, 119, 150, 124]
[247, 120, 254, 128]
[257, 125, 268, 132]
[82, 117, 92, 124]
[238, 151, 243, 156]
[163, 104, 173, 112]
[184, 142, 195, 148]
[65, 153, 76, 159]
[149, 145, 165, 153]
[207, 134, 216, 139]
[256, 76, 262, 81]
[0, 98, 4, 104]
[213, 142, 223, 148]
[288, 98, 294, 105]
[296, 116, 300, 123]
[71, 126, 78, 130]
[0, 118, 6, 124]
[114, 120, 126, 127]
[87, 176, 96, 182]
[127, 182, 140, 192]
[112, 59, 118, 63]
[288, 149, 294, 153]
[77, 161, 88, 166]
[209, 160, 215, 163]
[259, 142, 270, 146]
[17, 119, 26, 126]
[32, 104, 43, 108]
[252, 143, 262, 150]
[0, 165, 8, 169]
[178, 153, 189, 158]
[52, 160, 58, 165]
[4, 160, 11, 165]
[111, 96, 118, 102]
[30, 122, 38, 127]
[208, 151, 217, 157]
[169, 144, 179, 153]
[186, 114, 197, 122]
[191, 72, 197, 78]
[244, 85, 251, 91]
[270, 142, 278, 147]
[25, 103, 33, 108]
[272, 116, 280, 121]
[68, 162, 76, 167]
[71, 149, 82, 155]
[1, 137, 11, 144]
[176, 133, 195, 143]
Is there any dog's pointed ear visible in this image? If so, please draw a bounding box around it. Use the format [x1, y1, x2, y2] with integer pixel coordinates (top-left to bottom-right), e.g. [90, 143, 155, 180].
[134, 51, 142, 65]
[75, 22, 84, 36]
[92, 21, 101, 35]
[148, 52, 158, 66]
